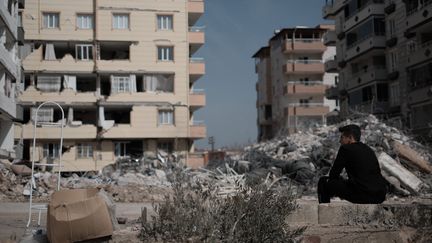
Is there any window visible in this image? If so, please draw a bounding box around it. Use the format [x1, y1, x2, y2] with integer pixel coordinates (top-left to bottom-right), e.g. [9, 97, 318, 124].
[300, 99, 309, 106]
[43, 13, 59, 29]
[31, 107, 53, 122]
[377, 83, 389, 102]
[77, 14, 93, 29]
[157, 141, 173, 153]
[157, 46, 174, 61]
[114, 142, 128, 157]
[388, 18, 396, 37]
[389, 50, 398, 72]
[111, 76, 131, 93]
[157, 15, 173, 30]
[143, 74, 174, 92]
[389, 82, 400, 106]
[112, 13, 129, 29]
[76, 143, 93, 158]
[43, 143, 60, 159]
[76, 44, 93, 60]
[158, 110, 174, 125]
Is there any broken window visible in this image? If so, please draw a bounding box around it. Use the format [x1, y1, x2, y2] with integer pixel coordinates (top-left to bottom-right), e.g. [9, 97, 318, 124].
[43, 13, 59, 29]
[377, 83, 388, 102]
[142, 74, 174, 93]
[115, 142, 128, 157]
[36, 75, 61, 92]
[76, 76, 96, 92]
[75, 44, 93, 60]
[105, 108, 131, 124]
[100, 42, 130, 60]
[43, 143, 60, 159]
[76, 143, 93, 159]
[157, 140, 173, 153]
[362, 86, 373, 102]
[73, 109, 97, 124]
[158, 110, 174, 125]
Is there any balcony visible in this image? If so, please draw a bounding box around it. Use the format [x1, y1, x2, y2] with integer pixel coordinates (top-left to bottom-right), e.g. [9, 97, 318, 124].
[322, 0, 346, 19]
[23, 46, 94, 73]
[0, 4, 17, 38]
[16, 123, 97, 139]
[97, 60, 135, 73]
[0, 45, 19, 79]
[347, 67, 387, 90]
[324, 30, 337, 46]
[188, 0, 204, 26]
[283, 60, 324, 74]
[0, 92, 17, 119]
[189, 123, 206, 138]
[287, 104, 329, 116]
[344, 1, 385, 32]
[326, 86, 339, 99]
[282, 39, 326, 53]
[189, 58, 205, 80]
[405, 0, 432, 31]
[19, 86, 98, 105]
[189, 26, 205, 55]
[345, 35, 386, 61]
[324, 58, 338, 72]
[189, 89, 206, 111]
[286, 82, 327, 95]
[406, 40, 432, 67]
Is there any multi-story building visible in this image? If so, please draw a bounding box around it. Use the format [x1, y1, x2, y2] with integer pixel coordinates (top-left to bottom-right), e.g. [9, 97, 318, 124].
[17, 0, 206, 171]
[253, 25, 339, 141]
[323, 0, 432, 138]
[0, 0, 24, 160]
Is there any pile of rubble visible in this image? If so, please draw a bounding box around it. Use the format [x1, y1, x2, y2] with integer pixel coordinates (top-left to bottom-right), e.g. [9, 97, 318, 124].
[0, 114, 431, 203]
[226, 114, 432, 198]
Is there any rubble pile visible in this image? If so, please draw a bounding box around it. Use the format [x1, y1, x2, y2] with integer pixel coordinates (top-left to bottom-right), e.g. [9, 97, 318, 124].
[230, 114, 432, 197]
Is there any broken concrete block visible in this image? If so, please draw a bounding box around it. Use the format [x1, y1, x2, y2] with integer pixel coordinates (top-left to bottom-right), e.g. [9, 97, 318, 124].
[378, 152, 423, 193]
[393, 141, 432, 174]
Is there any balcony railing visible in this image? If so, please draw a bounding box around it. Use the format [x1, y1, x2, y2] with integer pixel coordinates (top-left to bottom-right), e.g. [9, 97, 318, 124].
[287, 103, 325, 107]
[345, 0, 384, 21]
[407, 0, 432, 16]
[190, 57, 205, 63]
[286, 81, 323, 85]
[287, 59, 323, 64]
[189, 26, 205, 32]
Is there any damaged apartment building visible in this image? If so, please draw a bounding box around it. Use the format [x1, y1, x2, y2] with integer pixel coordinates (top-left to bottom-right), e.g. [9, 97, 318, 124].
[16, 0, 207, 171]
[322, 0, 432, 138]
[0, 0, 24, 160]
[253, 26, 339, 141]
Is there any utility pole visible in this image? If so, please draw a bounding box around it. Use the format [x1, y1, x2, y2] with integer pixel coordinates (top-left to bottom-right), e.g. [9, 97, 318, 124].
[208, 136, 215, 152]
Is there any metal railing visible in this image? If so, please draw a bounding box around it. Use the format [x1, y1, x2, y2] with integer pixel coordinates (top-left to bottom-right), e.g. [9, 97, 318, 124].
[189, 26, 205, 32]
[345, 0, 384, 20]
[286, 81, 324, 85]
[287, 103, 326, 107]
[190, 57, 205, 63]
[191, 120, 205, 126]
[190, 88, 205, 94]
[286, 59, 323, 64]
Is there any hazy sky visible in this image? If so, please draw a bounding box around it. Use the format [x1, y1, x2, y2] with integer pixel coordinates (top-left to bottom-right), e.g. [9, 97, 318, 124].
[194, 0, 330, 149]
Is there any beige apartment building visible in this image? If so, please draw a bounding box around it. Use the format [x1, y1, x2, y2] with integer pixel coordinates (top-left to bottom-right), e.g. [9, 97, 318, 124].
[0, 0, 24, 160]
[253, 26, 338, 141]
[16, 0, 206, 171]
[323, 0, 432, 138]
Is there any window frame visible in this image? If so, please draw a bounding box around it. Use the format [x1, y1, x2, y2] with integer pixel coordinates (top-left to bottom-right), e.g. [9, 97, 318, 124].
[76, 13, 93, 29]
[158, 110, 174, 125]
[43, 143, 60, 159]
[75, 44, 93, 61]
[157, 46, 174, 61]
[76, 143, 94, 159]
[157, 14, 173, 30]
[112, 13, 130, 30]
[43, 12, 60, 29]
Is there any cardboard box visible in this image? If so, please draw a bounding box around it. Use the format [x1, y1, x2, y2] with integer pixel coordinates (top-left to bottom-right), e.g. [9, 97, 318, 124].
[47, 188, 113, 243]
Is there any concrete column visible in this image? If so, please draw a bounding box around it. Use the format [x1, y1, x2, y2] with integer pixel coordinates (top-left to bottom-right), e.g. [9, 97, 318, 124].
[96, 74, 101, 97]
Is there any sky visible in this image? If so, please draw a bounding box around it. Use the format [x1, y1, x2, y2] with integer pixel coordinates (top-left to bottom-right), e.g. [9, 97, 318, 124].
[194, 0, 330, 149]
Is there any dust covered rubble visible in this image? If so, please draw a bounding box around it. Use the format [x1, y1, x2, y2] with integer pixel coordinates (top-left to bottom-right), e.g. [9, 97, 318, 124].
[226, 114, 432, 198]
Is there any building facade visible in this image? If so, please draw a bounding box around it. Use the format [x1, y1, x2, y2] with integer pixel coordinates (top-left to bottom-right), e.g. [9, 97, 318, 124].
[323, 0, 432, 138]
[0, 0, 24, 160]
[253, 26, 339, 141]
[17, 0, 206, 171]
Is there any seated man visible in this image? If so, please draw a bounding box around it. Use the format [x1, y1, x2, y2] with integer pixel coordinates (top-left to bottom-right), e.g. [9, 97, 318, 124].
[318, 124, 387, 204]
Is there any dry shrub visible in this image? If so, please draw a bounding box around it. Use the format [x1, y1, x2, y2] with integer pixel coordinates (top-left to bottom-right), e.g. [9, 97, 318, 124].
[140, 170, 305, 242]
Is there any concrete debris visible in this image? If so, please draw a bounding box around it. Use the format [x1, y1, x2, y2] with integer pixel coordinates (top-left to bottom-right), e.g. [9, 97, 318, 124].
[0, 114, 431, 203]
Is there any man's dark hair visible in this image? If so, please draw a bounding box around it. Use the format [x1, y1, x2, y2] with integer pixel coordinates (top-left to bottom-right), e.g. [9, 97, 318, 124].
[339, 124, 361, 142]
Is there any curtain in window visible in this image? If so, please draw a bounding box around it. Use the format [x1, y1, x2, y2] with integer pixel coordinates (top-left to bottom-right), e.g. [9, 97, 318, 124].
[63, 75, 76, 91]
[130, 74, 137, 93]
[144, 75, 157, 92]
[31, 107, 53, 123]
[37, 75, 61, 92]
[44, 43, 57, 60]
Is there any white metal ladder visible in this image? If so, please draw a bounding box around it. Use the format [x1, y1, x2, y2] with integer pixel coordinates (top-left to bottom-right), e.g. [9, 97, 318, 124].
[26, 101, 64, 227]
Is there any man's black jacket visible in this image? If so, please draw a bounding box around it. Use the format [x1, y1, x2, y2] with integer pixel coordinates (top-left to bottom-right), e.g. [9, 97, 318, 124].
[329, 142, 387, 193]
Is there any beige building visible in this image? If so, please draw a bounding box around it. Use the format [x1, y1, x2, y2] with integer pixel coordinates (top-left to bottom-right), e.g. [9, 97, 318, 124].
[17, 0, 206, 171]
[0, 0, 24, 160]
[323, 0, 432, 138]
[253, 26, 338, 141]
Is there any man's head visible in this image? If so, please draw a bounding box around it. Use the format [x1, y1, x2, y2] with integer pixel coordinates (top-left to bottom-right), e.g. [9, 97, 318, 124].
[338, 124, 361, 145]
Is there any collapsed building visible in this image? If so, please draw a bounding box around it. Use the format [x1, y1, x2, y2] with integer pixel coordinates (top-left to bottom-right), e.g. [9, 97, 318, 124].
[15, 0, 207, 172]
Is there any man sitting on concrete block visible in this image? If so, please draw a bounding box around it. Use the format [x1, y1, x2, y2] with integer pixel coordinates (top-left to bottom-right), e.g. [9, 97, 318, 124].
[318, 124, 387, 204]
